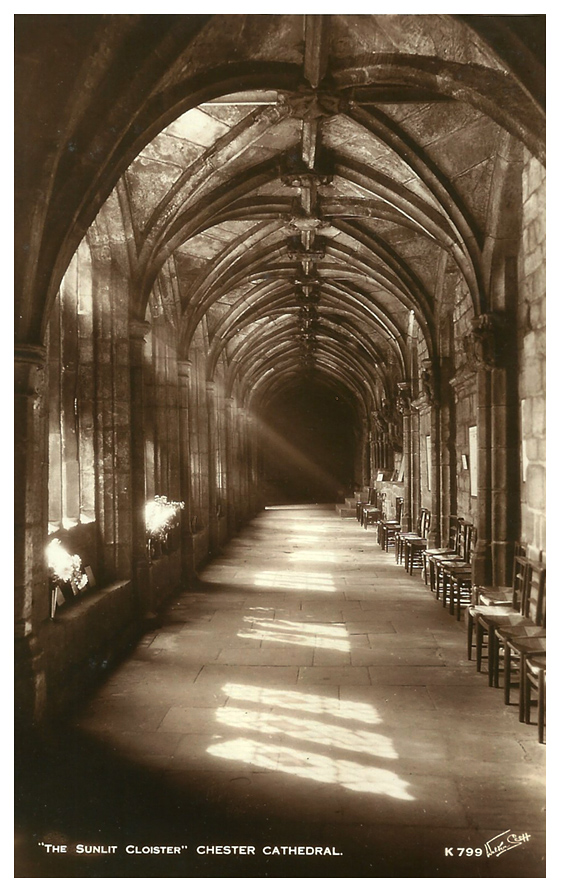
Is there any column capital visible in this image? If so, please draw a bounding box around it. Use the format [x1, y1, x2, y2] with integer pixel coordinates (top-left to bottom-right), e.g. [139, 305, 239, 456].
[463, 312, 508, 371]
[177, 359, 192, 380]
[396, 381, 412, 414]
[15, 343, 47, 396]
[129, 319, 151, 341]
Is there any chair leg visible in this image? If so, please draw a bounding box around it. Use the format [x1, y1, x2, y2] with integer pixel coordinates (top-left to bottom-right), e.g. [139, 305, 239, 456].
[504, 642, 512, 705]
[491, 634, 501, 688]
[488, 629, 497, 687]
[519, 653, 528, 723]
[538, 672, 545, 744]
[467, 612, 474, 659]
[524, 668, 532, 725]
[476, 620, 484, 672]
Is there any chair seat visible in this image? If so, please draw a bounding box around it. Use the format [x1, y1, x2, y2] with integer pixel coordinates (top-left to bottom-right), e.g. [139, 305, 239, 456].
[445, 563, 471, 575]
[468, 604, 517, 618]
[477, 584, 512, 596]
[479, 594, 513, 606]
[508, 634, 546, 654]
[496, 623, 546, 641]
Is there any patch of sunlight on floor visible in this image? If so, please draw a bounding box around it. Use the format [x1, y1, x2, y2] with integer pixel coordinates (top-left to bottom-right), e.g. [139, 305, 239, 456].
[206, 738, 415, 800]
[288, 550, 337, 563]
[222, 684, 382, 724]
[238, 629, 350, 651]
[253, 571, 336, 592]
[245, 618, 347, 637]
[287, 535, 321, 544]
[215, 706, 398, 758]
[239, 617, 350, 651]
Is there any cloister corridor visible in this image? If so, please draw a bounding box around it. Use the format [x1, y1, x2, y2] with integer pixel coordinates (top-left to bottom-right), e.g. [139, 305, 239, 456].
[15, 506, 546, 879]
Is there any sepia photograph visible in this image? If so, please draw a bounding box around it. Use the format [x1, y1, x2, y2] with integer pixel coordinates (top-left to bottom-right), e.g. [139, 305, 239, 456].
[14, 9, 547, 879]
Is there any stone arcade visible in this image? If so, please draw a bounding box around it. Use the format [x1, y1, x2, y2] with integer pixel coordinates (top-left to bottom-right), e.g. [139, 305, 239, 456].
[14, 14, 546, 879]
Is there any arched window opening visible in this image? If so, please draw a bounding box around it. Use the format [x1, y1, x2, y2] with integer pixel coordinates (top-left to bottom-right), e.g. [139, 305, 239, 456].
[47, 240, 96, 534]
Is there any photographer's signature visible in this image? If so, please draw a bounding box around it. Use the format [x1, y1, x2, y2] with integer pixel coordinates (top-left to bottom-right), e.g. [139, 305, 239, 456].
[485, 830, 531, 857]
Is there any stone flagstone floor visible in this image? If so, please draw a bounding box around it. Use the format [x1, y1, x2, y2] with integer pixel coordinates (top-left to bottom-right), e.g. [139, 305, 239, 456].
[16, 506, 546, 878]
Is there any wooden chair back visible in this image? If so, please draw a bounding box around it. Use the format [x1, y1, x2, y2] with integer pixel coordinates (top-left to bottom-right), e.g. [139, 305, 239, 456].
[464, 524, 477, 562]
[449, 518, 463, 551]
[524, 562, 546, 626]
[454, 521, 469, 560]
[418, 508, 431, 539]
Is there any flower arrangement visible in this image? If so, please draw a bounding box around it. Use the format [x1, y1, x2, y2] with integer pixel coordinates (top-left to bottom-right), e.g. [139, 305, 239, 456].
[46, 538, 89, 593]
[46, 538, 92, 618]
[145, 495, 185, 542]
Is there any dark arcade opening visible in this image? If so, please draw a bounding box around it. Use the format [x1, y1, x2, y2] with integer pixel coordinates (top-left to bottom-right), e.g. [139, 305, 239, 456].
[258, 380, 358, 506]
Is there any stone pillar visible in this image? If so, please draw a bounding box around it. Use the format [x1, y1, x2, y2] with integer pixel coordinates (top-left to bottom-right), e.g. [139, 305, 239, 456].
[177, 360, 195, 585]
[360, 419, 370, 487]
[370, 435, 377, 479]
[410, 408, 420, 530]
[14, 344, 48, 728]
[458, 312, 519, 585]
[397, 383, 412, 531]
[206, 381, 219, 553]
[471, 367, 493, 585]
[490, 367, 512, 584]
[438, 357, 454, 549]
[129, 319, 151, 615]
[240, 407, 254, 519]
[225, 396, 237, 535]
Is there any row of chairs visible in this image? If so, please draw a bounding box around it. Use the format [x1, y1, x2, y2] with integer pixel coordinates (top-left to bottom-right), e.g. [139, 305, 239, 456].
[468, 551, 546, 743]
[354, 498, 546, 744]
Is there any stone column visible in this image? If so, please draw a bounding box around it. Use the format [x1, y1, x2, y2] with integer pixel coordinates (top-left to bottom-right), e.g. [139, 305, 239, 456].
[129, 319, 151, 615]
[360, 419, 370, 487]
[438, 356, 454, 549]
[490, 367, 512, 584]
[225, 396, 237, 535]
[471, 367, 493, 585]
[177, 360, 195, 586]
[397, 383, 412, 532]
[467, 314, 510, 586]
[410, 407, 420, 531]
[14, 344, 48, 728]
[240, 407, 254, 519]
[206, 381, 219, 553]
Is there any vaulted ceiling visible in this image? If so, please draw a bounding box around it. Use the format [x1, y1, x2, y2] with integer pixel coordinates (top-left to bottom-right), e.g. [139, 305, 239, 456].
[15, 14, 545, 414]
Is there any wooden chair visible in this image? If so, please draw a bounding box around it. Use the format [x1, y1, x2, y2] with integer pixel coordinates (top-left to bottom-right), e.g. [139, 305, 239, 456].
[394, 508, 430, 565]
[378, 498, 403, 552]
[403, 511, 432, 574]
[362, 504, 382, 530]
[467, 550, 528, 661]
[474, 542, 527, 606]
[421, 518, 463, 588]
[442, 528, 478, 619]
[493, 564, 546, 696]
[505, 635, 546, 721]
[432, 523, 475, 603]
[475, 560, 545, 685]
[357, 488, 376, 524]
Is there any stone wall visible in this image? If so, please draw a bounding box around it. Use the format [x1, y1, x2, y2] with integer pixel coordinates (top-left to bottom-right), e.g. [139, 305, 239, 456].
[519, 151, 546, 555]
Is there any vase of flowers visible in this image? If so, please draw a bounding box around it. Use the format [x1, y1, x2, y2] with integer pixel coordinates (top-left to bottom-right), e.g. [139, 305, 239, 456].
[46, 538, 90, 618]
[145, 495, 185, 561]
